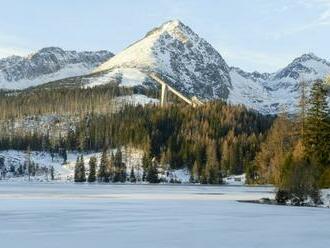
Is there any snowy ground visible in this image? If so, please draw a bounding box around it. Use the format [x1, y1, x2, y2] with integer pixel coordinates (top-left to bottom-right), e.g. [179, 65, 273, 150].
[0, 149, 191, 183]
[0, 182, 329, 248]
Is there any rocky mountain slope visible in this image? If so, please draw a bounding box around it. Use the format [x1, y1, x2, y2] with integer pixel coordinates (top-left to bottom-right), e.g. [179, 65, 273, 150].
[92, 20, 232, 99]
[1, 20, 329, 114]
[90, 20, 330, 114]
[229, 53, 330, 113]
[0, 47, 113, 89]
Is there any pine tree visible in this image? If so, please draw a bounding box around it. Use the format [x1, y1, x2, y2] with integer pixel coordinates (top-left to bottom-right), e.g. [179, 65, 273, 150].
[62, 149, 68, 164]
[129, 167, 137, 183]
[88, 156, 97, 182]
[113, 149, 125, 182]
[50, 166, 55, 180]
[142, 152, 153, 182]
[114, 148, 122, 167]
[108, 152, 115, 181]
[25, 146, 32, 181]
[74, 156, 80, 182]
[146, 158, 159, 183]
[305, 80, 330, 166]
[17, 164, 24, 176]
[29, 162, 36, 177]
[80, 155, 86, 182]
[0, 157, 4, 170]
[98, 149, 109, 182]
[0, 157, 5, 179]
[74, 155, 86, 182]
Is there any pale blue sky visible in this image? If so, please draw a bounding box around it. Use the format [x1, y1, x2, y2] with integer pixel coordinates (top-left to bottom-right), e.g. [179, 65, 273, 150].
[0, 0, 329, 72]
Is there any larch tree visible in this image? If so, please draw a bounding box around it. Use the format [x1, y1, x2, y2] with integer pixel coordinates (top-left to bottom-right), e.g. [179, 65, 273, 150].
[205, 140, 221, 184]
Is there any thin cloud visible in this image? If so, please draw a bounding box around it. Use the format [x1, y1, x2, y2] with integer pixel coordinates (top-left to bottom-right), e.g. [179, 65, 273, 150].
[267, 0, 330, 40]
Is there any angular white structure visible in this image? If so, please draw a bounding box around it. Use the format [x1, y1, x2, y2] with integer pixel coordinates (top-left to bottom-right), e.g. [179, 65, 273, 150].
[149, 73, 203, 107]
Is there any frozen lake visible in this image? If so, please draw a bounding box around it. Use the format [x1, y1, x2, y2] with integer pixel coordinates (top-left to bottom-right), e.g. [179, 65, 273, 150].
[0, 182, 329, 248]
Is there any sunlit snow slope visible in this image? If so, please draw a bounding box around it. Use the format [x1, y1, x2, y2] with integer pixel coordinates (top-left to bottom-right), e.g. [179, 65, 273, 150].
[93, 20, 232, 99]
[0, 47, 113, 89]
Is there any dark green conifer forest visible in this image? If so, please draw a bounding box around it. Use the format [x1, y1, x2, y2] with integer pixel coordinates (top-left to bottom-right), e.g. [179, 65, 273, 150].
[1, 78, 329, 195]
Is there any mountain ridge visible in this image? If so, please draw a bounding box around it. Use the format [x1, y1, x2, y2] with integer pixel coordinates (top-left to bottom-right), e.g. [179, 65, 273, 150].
[229, 52, 330, 113]
[0, 47, 113, 89]
[0, 20, 329, 114]
[93, 20, 232, 99]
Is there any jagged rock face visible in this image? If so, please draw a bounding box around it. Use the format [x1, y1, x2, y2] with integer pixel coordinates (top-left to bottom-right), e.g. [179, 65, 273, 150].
[0, 47, 113, 89]
[267, 53, 330, 90]
[94, 20, 231, 99]
[274, 53, 330, 80]
[92, 21, 329, 113]
[229, 53, 330, 114]
[1, 20, 329, 115]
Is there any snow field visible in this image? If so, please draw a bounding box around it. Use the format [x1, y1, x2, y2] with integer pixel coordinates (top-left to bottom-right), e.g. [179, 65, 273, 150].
[0, 183, 329, 248]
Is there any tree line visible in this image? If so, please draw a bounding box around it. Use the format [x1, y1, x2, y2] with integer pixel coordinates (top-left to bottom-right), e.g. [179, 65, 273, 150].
[0, 88, 273, 184]
[0, 84, 156, 119]
[74, 148, 159, 183]
[69, 101, 273, 184]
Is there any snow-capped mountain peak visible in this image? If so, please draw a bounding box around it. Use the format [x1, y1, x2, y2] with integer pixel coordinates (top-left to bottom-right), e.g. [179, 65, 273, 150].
[292, 52, 327, 64]
[1, 20, 329, 115]
[144, 19, 196, 44]
[0, 47, 113, 89]
[271, 53, 330, 83]
[93, 19, 231, 99]
[229, 53, 330, 114]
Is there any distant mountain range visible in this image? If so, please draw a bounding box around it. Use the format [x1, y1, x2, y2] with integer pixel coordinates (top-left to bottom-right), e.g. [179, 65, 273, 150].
[1, 20, 329, 114]
[0, 47, 113, 89]
[229, 53, 330, 113]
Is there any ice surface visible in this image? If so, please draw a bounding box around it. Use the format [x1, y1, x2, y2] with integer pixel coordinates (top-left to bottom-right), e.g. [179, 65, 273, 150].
[0, 182, 329, 248]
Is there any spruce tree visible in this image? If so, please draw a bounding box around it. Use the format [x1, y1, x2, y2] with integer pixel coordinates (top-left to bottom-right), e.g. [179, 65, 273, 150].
[98, 149, 109, 182]
[146, 158, 159, 183]
[114, 148, 122, 167]
[113, 149, 126, 182]
[0, 157, 5, 179]
[129, 167, 136, 183]
[50, 166, 55, 180]
[74, 156, 80, 182]
[305, 80, 330, 166]
[80, 155, 86, 182]
[62, 149, 68, 164]
[26, 146, 31, 181]
[74, 155, 86, 182]
[88, 156, 97, 182]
